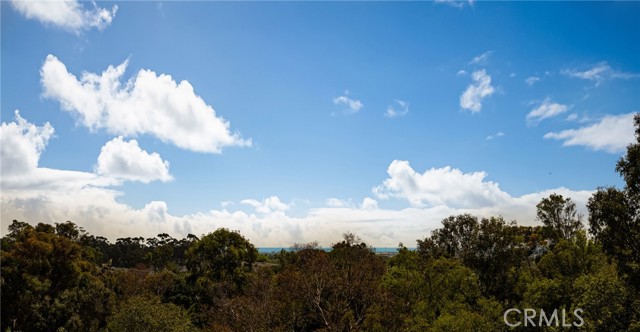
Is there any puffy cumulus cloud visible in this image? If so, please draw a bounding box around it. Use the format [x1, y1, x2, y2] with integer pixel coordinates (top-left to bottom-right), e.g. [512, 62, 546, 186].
[2, 160, 594, 247]
[371, 160, 593, 229]
[10, 0, 117, 33]
[0, 110, 54, 176]
[460, 69, 495, 113]
[40, 54, 251, 154]
[332, 91, 363, 115]
[527, 98, 570, 124]
[2, 186, 593, 247]
[0, 116, 597, 246]
[0, 112, 115, 194]
[95, 136, 172, 184]
[562, 62, 640, 86]
[373, 160, 511, 209]
[361, 197, 378, 210]
[544, 112, 636, 153]
[241, 196, 290, 215]
[385, 99, 409, 118]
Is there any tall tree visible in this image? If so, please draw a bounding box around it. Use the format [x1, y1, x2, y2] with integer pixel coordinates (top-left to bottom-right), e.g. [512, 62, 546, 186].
[536, 193, 584, 243]
[588, 113, 640, 287]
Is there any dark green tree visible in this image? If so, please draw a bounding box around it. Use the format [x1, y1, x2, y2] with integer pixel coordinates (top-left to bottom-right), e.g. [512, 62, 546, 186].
[536, 193, 584, 243]
[1, 220, 114, 331]
[588, 113, 640, 287]
[186, 228, 257, 290]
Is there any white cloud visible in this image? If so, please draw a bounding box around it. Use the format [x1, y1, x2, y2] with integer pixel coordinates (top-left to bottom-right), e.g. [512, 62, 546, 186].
[373, 160, 512, 209]
[469, 51, 493, 65]
[527, 98, 570, 124]
[361, 197, 378, 210]
[95, 136, 172, 183]
[241, 196, 290, 215]
[460, 69, 495, 113]
[0, 113, 597, 247]
[10, 0, 117, 33]
[1, 151, 594, 247]
[2, 183, 593, 247]
[566, 113, 578, 121]
[0, 112, 115, 193]
[544, 112, 636, 153]
[525, 76, 540, 86]
[434, 0, 475, 8]
[0, 110, 54, 177]
[562, 62, 640, 86]
[333, 92, 363, 115]
[385, 99, 409, 118]
[457, 70, 468, 76]
[40, 54, 251, 154]
[486, 131, 505, 140]
[325, 198, 352, 208]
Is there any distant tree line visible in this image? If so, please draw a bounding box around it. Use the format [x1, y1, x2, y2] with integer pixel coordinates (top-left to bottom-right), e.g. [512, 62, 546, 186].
[1, 114, 639, 331]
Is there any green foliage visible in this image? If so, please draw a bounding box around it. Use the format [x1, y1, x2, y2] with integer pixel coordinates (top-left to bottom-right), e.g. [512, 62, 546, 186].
[571, 264, 632, 332]
[588, 113, 640, 288]
[1, 220, 114, 332]
[186, 228, 258, 290]
[417, 215, 527, 301]
[106, 295, 195, 332]
[536, 193, 584, 243]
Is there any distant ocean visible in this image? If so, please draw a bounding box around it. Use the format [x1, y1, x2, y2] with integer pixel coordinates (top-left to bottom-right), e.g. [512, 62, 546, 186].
[257, 247, 415, 254]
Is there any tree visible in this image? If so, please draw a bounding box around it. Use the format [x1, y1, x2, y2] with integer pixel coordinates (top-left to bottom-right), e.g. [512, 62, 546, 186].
[186, 228, 257, 290]
[112, 237, 148, 268]
[616, 113, 640, 198]
[1, 221, 114, 331]
[106, 295, 195, 332]
[417, 214, 479, 261]
[417, 215, 526, 301]
[536, 193, 584, 243]
[328, 233, 386, 331]
[588, 113, 640, 288]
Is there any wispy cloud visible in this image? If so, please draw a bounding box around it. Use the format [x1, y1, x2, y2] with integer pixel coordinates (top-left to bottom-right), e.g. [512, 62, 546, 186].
[385, 99, 409, 118]
[526, 98, 570, 124]
[544, 112, 636, 153]
[486, 131, 505, 140]
[469, 51, 493, 65]
[562, 62, 640, 86]
[460, 69, 495, 113]
[333, 91, 364, 115]
[10, 0, 117, 34]
[435, 0, 476, 9]
[525, 76, 540, 86]
[566, 113, 578, 121]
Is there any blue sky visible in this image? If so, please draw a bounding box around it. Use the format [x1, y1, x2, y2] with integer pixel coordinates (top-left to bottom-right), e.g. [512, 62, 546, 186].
[1, 1, 639, 246]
